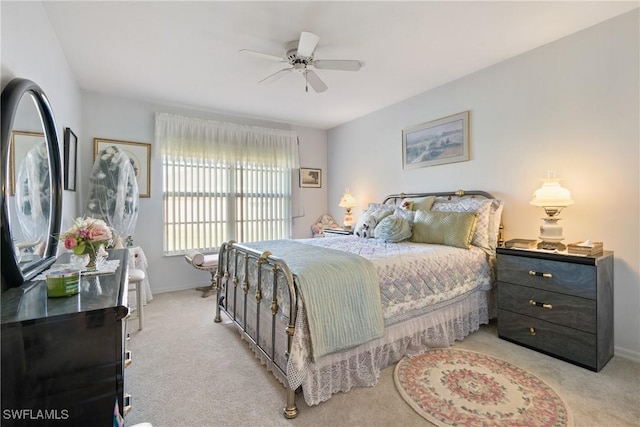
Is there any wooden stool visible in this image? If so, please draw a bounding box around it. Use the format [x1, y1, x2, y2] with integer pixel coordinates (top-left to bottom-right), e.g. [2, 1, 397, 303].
[128, 268, 145, 330]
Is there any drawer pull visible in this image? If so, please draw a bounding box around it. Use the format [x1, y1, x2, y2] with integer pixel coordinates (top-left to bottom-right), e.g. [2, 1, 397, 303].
[529, 270, 552, 278]
[529, 327, 536, 336]
[123, 394, 132, 416]
[529, 299, 552, 310]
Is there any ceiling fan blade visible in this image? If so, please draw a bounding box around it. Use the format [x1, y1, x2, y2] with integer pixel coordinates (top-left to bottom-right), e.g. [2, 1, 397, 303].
[297, 31, 319, 57]
[239, 49, 284, 62]
[305, 70, 328, 93]
[313, 60, 361, 71]
[258, 68, 292, 84]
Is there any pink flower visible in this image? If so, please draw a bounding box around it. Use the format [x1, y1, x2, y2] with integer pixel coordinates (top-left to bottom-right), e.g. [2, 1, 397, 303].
[89, 226, 112, 242]
[64, 237, 78, 250]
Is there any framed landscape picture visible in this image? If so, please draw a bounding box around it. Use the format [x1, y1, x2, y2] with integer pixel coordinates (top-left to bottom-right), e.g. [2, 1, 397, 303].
[94, 138, 151, 197]
[402, 111, 469, 169]
[300, 167, 321, 188]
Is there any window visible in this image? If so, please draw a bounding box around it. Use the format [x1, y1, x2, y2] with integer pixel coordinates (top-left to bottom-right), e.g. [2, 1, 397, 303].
[157, 113, 299, 255]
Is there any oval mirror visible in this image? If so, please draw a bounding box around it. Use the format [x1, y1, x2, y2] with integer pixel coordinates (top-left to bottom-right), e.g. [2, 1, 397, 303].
[1, 78, 62, 289]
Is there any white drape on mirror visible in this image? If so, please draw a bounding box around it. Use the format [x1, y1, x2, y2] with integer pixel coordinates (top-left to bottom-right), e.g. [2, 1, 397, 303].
[155, 113, 300, 254]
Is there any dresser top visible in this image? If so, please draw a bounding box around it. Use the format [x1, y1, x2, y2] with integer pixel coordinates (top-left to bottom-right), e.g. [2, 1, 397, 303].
[1, 249, 129, 324]
[497, 247, 613, 265]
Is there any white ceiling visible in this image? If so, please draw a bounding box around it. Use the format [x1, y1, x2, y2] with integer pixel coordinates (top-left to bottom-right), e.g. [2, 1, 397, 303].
[42, 1, 638, 130]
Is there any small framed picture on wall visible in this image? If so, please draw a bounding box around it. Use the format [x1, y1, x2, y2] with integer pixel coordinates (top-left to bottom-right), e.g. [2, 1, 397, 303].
[300, 167, 321, 188]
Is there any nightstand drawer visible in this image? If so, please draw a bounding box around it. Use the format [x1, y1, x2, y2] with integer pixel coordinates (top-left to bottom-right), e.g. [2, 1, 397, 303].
[498, 254, 596, 299]
[498, 282, 596, 333]
[498, 309, 597, 370]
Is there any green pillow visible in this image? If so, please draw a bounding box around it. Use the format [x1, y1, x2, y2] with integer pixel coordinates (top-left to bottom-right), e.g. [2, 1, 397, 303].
[410, 210, 478, 249]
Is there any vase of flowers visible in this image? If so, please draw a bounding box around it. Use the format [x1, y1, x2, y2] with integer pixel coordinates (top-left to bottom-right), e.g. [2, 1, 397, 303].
[59, 217, 113, 270]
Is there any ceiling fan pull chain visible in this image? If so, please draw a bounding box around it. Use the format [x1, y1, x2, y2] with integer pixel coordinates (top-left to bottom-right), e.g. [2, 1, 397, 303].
[305, 71, 309, 93]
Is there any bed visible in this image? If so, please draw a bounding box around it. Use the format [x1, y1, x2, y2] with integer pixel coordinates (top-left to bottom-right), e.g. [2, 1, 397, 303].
[213, 190, 503, 418]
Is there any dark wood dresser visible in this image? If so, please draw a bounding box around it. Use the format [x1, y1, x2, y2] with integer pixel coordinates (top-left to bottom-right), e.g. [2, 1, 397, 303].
[1, 249, 131, 425]
[496, 247, 614, 371]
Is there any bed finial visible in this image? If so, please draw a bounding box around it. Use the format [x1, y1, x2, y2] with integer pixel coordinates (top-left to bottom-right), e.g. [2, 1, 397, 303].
[455, 190, 465, 197]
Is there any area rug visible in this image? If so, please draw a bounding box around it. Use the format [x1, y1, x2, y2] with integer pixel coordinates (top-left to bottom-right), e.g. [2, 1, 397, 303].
[394, 348, 573, 427]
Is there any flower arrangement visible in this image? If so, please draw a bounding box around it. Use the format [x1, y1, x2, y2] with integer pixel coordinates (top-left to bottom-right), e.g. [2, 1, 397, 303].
[59, 217, 113, 269]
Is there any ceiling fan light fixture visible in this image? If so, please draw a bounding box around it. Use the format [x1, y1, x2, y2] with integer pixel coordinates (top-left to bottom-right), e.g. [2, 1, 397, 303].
[242, 31, 360, 93]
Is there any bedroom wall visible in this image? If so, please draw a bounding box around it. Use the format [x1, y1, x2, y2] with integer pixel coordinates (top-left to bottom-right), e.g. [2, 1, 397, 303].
[80, 92, 328, 293]
[1, 1, 82, 227]
[1, 1, 328, 297]
[327, 10, 640, 360]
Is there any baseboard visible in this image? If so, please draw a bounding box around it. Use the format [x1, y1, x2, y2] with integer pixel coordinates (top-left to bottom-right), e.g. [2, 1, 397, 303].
[614, 345, 640, 363]
[153, 282, 211, 294]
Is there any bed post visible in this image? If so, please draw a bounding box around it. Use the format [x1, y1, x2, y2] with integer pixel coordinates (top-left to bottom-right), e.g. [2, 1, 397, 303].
[284, 388, 297, 419]
[214, 241, 233, 323]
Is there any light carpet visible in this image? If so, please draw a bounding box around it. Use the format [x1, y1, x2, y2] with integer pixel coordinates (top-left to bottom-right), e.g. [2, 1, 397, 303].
[394, 348, 572, 427]
[125, 289, 640, 426]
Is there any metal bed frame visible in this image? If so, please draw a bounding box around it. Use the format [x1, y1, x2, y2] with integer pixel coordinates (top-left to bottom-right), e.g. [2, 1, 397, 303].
[213, 190, 500, 418]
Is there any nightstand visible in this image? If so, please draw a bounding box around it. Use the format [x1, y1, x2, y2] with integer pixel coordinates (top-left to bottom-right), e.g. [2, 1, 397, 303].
[496, 247, 614, 371]
[323, 228, 353, 237]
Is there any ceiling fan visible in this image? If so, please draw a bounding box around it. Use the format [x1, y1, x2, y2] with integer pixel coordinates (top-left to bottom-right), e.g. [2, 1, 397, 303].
[240, 31, 361, 93]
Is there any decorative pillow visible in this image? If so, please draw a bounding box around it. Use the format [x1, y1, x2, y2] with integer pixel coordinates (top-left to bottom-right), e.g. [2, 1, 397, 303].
[356, 216, 377, 238]
[354, 206, 393, 238]
[410, 210, 478, 249]
[353, 210, 372, 237]
[432, 198, 492, 250]
[394, 206, 415, 224]
[488, 200, 504, 250]
[397, 195, 436, 212]
[374, 215, 412, 243]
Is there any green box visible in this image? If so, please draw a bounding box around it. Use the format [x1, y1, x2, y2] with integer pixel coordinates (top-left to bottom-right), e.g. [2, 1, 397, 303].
[46, 270, 80, 297]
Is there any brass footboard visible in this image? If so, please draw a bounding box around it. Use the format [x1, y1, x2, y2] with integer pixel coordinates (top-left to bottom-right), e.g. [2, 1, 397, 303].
[214, 241, 300, 419]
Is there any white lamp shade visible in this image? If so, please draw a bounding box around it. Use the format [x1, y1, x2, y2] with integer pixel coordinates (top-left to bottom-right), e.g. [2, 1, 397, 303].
[530, 177, 573, 207]
[339, 192, 357, 208]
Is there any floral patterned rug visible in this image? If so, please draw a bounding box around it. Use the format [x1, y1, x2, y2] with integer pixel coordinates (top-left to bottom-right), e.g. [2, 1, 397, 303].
[394, 348, 573, 427]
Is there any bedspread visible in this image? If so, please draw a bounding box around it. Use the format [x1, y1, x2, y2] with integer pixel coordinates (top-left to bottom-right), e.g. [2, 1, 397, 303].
[301, 236, 492, 325]
[244, 240, 384, 359]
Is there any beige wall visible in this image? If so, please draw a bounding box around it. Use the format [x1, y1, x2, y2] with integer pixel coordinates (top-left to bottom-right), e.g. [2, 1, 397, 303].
[328, 10, 639, 359]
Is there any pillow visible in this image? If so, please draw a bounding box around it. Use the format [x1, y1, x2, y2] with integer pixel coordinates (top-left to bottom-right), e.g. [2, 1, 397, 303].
[393, 206, 415, 224]
[374, 215, 412, 243]
[488, 199, 504, 250]
[432, 198, 492, 250]
[398, 195, 435, 212]
[354, 207, 393, 238]
[410, 210, 478, 249]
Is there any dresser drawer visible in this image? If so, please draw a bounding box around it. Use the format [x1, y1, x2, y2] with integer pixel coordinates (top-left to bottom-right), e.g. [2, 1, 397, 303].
[498, 254, 596, 299]
[498, 309, 597, 370]
[498, 282, 596, 333]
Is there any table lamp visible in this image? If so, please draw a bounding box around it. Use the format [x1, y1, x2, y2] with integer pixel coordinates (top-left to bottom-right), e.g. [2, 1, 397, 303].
[338, 189, 357, 230]
[530, 171, 573, 250]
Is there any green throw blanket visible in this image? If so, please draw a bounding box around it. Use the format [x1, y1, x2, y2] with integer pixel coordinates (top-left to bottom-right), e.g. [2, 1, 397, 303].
[245, 240, 384, 359]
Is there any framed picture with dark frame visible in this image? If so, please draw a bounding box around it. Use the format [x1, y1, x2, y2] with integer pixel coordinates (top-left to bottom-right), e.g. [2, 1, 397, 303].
[402, 111, 469, 169]
[94, 138, 152, 197]
[299, 167, 322, 188]
[63, 127, 77, 191]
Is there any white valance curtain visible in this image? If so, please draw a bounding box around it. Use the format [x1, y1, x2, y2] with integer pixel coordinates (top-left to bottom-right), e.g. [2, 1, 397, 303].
[155, 112, 300, 253]
[155, 113, 299, 169]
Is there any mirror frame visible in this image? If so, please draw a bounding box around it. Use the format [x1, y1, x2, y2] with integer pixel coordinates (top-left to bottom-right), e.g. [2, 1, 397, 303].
[1, 78, 62, 289]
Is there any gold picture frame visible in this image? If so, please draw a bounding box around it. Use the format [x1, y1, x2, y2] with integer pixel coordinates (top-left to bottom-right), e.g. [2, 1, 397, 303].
[93, 138, 151, 198]
[9, 131, 46, 196]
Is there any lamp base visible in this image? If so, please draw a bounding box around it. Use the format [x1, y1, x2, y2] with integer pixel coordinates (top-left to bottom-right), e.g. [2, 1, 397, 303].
[537, 241, 566, 251]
